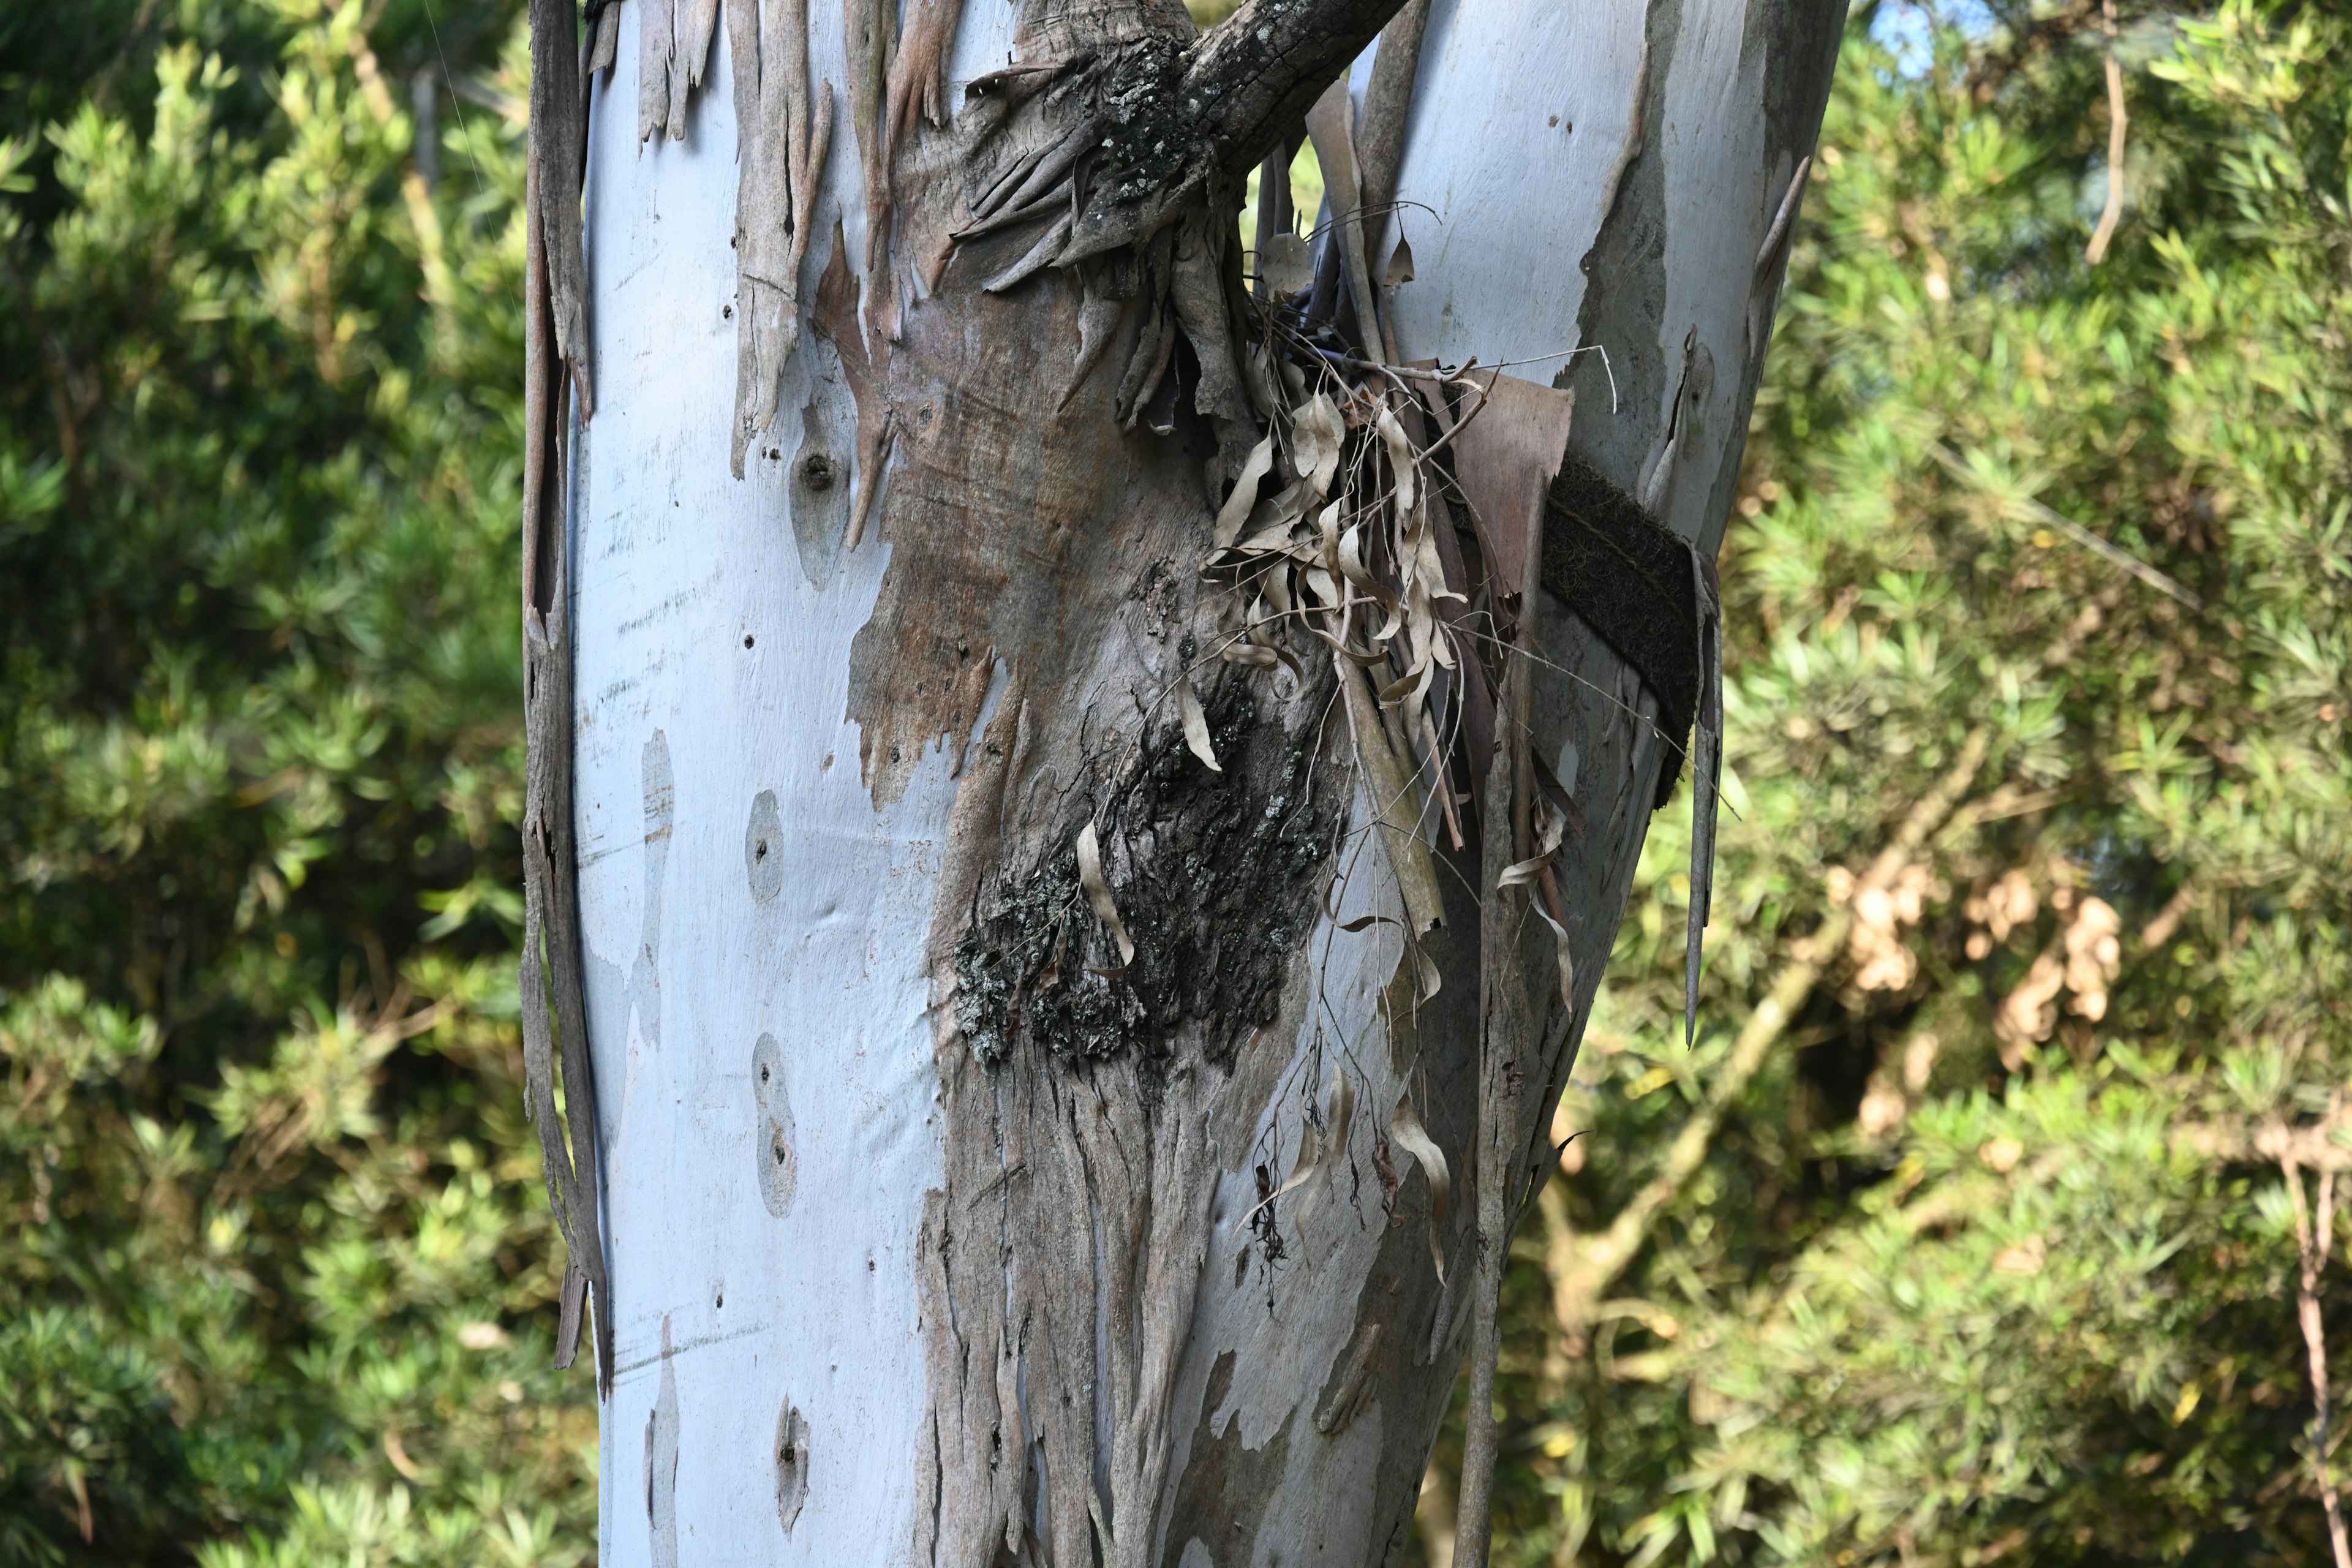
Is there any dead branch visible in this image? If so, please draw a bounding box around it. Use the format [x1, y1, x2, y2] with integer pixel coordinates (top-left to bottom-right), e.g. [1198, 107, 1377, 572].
[1184, 0, 1412, 181]
[2283, 1136, 2352, 1568]
[2084, 0, 2128, 265]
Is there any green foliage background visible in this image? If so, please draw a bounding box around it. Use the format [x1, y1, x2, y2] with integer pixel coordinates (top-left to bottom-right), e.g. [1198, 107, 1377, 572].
[0, 1, 592, 1561]
[2, 1, 2348, 1564]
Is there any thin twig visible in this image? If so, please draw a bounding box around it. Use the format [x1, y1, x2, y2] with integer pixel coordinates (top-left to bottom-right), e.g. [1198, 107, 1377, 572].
[2084, 0, 2128, 265]
[1929, 442, 2200, 609]
[2285, 1135, 2352, 1568]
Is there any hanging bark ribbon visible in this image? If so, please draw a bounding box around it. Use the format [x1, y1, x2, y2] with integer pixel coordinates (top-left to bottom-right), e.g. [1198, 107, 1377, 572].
[523, 0, 613, 1393]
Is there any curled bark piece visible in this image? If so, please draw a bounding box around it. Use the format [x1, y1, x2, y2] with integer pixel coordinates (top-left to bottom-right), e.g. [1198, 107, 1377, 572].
[638, 0, 674, 142]
[970, 138, 1050, 225]
[1314, 1322, 1384, 1435]
[680, 0, 721, 94]
[810, 219, 894, 552]
[1455, 687, 1541, 1568]
[1113, 238, 1179, 429]
[883, 0, 965, 165]
[663, 4, 697, 140]
[793, 81, 834, 277]
[844, 0, 895, 339]
[1754, 154, 1812, 275]
[1058, 268, 1128, 412]
[959, 124, 1096, 237]
[586, 0, 621, 79]
[1355, 0, 1430, 259]
[1168, 204, 1261, 474]
[1251, 134, 1297, 301]
[1291, 1061, 1355, 1239]
[728, 0, 812, 478]
[1446, 370, 1575, 602]
[981, 213, 1072, 294]
[519, 64, 610, 1391]
[1303, 78, 1387, 361]
[530, 0, 594, 417]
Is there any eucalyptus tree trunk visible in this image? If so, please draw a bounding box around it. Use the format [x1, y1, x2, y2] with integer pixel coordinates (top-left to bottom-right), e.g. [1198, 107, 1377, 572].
[518, 0, 1842, 1563]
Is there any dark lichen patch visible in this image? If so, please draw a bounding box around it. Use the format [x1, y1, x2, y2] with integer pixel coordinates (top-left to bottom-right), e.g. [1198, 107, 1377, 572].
[1130, 556, 1183, 640]
[953, 856, 1145, 1068]
[954, 668, 1343, 1071]
[1095, 33, 1201, 203]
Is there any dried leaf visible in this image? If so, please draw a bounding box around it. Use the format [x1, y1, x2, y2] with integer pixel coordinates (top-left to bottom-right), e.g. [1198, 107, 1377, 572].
[1376, 405, 1417, 516]
[1075, 821, 1135, 966]
[1336, 913, 1398, 933]
[1498, 804, 1564, 887]
[1414, 939, 1442, 1006]
[1291, 394, 1344, 498]
[1343, 664, 1444, 937]
[1383, 233, 1415, 286]
[1531, 897, 1577, 1017]
[1178, 676, 1221, 772]
[1388, 1088, 1451, 1284]
[1244, 1123, 1319, 1224]
[1243, 1060, 1356, 1243]
[1260, 232, 1314, 296]
[1230, 521, 1317, 561]
[1214, 432, 1277, 548]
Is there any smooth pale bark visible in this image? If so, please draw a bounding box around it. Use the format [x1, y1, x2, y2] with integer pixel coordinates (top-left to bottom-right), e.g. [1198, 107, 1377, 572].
[564, 1, 1840, 1565]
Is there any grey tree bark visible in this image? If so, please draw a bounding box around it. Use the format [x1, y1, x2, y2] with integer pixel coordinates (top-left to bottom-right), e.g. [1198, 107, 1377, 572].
[515, 0, 1845, 1564]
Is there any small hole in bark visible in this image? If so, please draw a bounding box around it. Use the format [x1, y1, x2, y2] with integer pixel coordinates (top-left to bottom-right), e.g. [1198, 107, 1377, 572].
[715, 1289, 724, 1308]
[755, 839, 770, 862]
[774, 1403, 810, 1532]
[745, 635, 755, 648]
[801, 452, 835, 491]
[723, 303, 734, 318]
[760, 1063, 771, 1083]
[772, 1130, 789, 1165]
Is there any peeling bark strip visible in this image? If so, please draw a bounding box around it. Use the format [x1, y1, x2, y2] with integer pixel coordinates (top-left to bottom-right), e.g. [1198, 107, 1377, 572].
[563, 0, 1850, 1558]
[530, 0, 594, 417]
[521, 1, 612, 1395]
[639, 0, 720, 141]
[725, 0, 832, 477]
